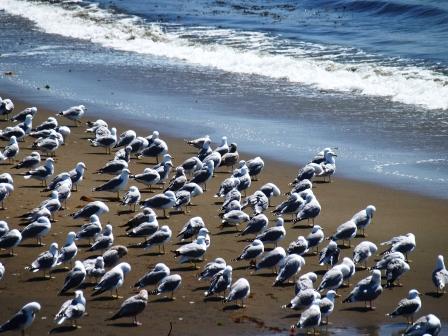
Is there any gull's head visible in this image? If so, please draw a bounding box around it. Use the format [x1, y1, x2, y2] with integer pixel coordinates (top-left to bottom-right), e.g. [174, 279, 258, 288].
[49, 242, 59, 254]
[276, 217, 285, 227]
[23, 302, 41, 314]
[366, 205, 376, 216]
[119, 262, 132, 275]
[408, 289, 421, 299]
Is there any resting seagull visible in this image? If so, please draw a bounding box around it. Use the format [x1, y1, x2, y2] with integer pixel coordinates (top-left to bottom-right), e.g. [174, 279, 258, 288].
[387, 289, 422, 324]
[54, 290, 86, 328]
[106, 290, 148, 326]
[92, 168, 130, 199]
[57, 105, 86, 126]
[92, 262, 131, 298]
[0, 302, 41, 335]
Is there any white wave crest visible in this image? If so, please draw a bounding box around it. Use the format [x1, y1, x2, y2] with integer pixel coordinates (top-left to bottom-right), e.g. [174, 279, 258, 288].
[2, 0, 448, 110]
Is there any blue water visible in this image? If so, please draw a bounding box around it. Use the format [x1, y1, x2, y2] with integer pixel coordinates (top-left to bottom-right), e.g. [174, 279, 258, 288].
[0, 0, 447, 199]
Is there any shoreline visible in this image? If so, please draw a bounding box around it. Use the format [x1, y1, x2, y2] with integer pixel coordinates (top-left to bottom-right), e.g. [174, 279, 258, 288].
[0, 95, 446, 335]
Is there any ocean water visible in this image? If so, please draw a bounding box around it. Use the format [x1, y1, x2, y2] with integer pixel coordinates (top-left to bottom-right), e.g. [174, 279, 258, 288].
[0, 0, 448, 199]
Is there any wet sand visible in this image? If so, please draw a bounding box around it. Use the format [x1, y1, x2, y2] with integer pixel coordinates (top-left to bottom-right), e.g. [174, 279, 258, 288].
[0, 97, 447, 336]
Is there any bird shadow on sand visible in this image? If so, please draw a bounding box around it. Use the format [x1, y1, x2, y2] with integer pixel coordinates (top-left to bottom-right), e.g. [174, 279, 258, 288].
[425, 291, 444, 298]
[151, 297, 175, 303]
[106, 323, 139, 328]
[117, 210, 134, 216]
[233, 265, 252, 271]
[91, 296, 119, 302]
[314, 269, 328, 276]
[171, 266, 197, 272]
[340, 307, 374, 313]
[222, 304, 243, 311]
[291, 224, 313, 230]
[137, 252, 162, 257]
[203, 296, 224, 303]
[0, 253, 15, 258]
[51, 268, 69, 274]
[192, 285, 209, 292]
[252, 272, 275, 278]
[26, 276, 51, 282]
[49, 326, 79, 334]
[281, 313, 301, 319]
[213, 230, 240, 236]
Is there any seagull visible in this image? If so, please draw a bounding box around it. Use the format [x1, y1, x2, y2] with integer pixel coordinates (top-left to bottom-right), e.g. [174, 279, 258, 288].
[181, 156, 203, 176]
[329, 219, 357, 247]
[95, 159, 128, 175]
[133, 263, 170, 290]
[190, 160, 214, 191]
[404, 314, 441, 335]
[126, 215, 159, 240]
[272, 193, 303, 219]
[186, 135, 210, 149]
[25, 242, 59, 278]
[223, 278, 250, 308]
[319, 240, 340, 267]
[0, 136, 19, 163]
[76, 216, 102, 243]
[139, 137, 168, 163]
[164, 166, 187, 192]
[122, 207, 156, 231]
[214, 136, 229, 156]
[386, 258, 410, 287]
[0, 302, 41, 335]
[255, 218, 286, 248]
[198, 258, 227, 281]
[121, 186, 141, 211]
[56, 232, 78, 267]
[135, 225, 171, 254]
[381, 233, 416, 260]
[177, 217, 205, 242]
[12, 106, 37, 122]
[259, 182, 281, 207]
[197, 139, 212, 161]
[295, 272, 318, 295]
[0, 229, 22, 255]
[432, 255, 448, 294]
[92, 168, 130, 199]
[343, 270, 383, 310]
[293, 193, 321, 226]
[103, 246, 128, 268]
[133, 168, 160, 191]
[306, 225, 325, 254]
[0, 183, 14, 210]
[255, 247, 286, 274]
[246, 156, 264, 180]
[293, 299, 321, 334]
[352, 205, 376, 237]
[387, 289, 422, 324]
[13, 152, 41, 170]
[92, 262, 131, 298]
[238, 214, 268, 237]
[0, 221, 8, 238]
[337, 257, 356, 286]
[153, 154, 174, 183]
[33, 116, 58, 132]
[69, 162, 86, 191]
[287, 236, 309, 256]
[21, 216, 51, 246]
[129, 137, 148, 157]
[71, 201, 109, 220]
[106, 290, 148, 326]
[83, 256, 105, 283]
[0, 98, 14, 121]
[86, 119, 107, 133]
[88, 224, 114, 252]
[24, 158, 55, 186]
[353, 241, 378, 268]
[284, 288, 320, 311]
[317, 267, 344, 293]
[174, 236, 208, 268]
[177, 182, 203, 204]
[149, 274, 182, 300]
[220, 210, 250, 229]
[59, 261, 86, 295]
[234, 239, 264, 267]
[289, 179, 312, 195]
[320, 291, 336, 325]
[241, 190, 269, 215]
[273, 254, 305, 286]
[215, 177, 240, 198]
[141, 190, 176, 218]
[114, 129, 136, 148]
[0, 262, 4, 281]
[89, 127, 117, 154]
[31, 130, 61, 156]
[373, 251, 406, 271]
[220, 143, 239, 171]
[204, 265, 232, 298]
[57, 105, 86, 125]
[54, 290, 86, 327]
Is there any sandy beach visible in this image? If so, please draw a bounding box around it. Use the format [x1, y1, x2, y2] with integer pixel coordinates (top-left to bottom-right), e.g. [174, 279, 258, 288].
[0, 96, 447, 336]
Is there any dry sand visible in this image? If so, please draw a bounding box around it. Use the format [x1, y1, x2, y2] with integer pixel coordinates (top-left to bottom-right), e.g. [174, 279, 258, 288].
[0, 98, 447, 336]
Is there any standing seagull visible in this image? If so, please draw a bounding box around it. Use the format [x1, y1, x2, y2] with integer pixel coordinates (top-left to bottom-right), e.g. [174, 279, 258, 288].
[141, 191, 176, 218]
[0, 229, 22, 256]
[13, 152, 41, 170]
[149, 274, 182, 300]
[121, 186, 141, 212]
[432, 255, 448, 294]
[0, 302, 41, 335]
[387, 289, 422, 324]
[71, 201, 109, 220]
[353, 241, 378, 269]
[133, 263, 170, 290]
[343, 270, 383, 310]
[255, 218, 286, 248]
[293, 299, 321, 334]
[352, 205, 376, 237]
[223, 278, 250, 308]
[59, 261, 86, 295]
[0, 136, 19, 163]
[89, 127, 117, 154]
[138, 225, 172, 254]
[92, 169, 130, 200]
[25, 242, 59, 278]
[246, 156, 264, 181]
[404, 314, 441, 336]
[329, 220, 357, 248]
[57, 105, 86, 126]
[92, 262, 132, 298]
[54, 290, 86, 328]
[24, 158, 55, 186]
[106, 290, 148, 326]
